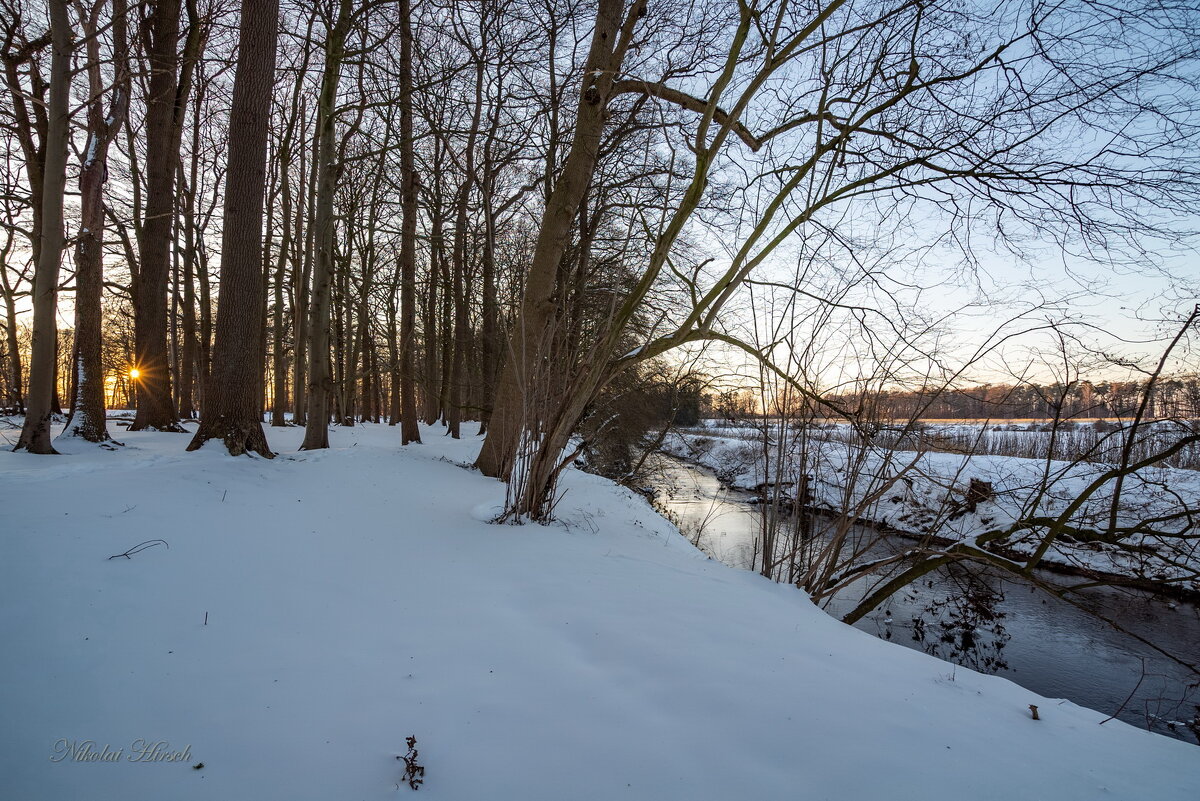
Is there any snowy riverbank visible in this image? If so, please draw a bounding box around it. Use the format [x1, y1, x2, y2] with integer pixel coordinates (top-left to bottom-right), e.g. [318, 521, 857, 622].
[2, 422, 1197, 800]
[662, 427, 1200, 596]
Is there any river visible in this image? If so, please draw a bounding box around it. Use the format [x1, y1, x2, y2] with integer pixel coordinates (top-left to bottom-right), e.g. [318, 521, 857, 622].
[642, 452, 1200, 744]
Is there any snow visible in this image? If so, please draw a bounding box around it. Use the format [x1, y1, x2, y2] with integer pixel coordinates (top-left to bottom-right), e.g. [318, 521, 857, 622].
[1, 422, 1197, 800]
[83, 133, 99, 169]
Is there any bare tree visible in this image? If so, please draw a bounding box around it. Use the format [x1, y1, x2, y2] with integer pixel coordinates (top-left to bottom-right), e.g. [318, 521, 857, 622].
[475, 0, 648, 477]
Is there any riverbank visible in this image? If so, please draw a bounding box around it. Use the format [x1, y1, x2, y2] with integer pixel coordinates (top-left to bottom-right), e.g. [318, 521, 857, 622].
[643, 451, 1200, 743]
[661, 427, 1200, 599]
[2, 422, 1198, 799]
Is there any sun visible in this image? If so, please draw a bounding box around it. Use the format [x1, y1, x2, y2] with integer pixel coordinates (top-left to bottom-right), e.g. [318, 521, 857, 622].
[129, 368, 141, 379]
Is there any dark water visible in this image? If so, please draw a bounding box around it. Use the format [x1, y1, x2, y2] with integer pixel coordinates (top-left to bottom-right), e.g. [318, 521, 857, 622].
[643, 453, 1200, 744]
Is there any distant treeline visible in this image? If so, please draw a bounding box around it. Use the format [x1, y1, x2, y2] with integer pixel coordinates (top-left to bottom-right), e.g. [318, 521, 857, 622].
[832, 376, 1200, 421]
[692, 376, 1200, 423]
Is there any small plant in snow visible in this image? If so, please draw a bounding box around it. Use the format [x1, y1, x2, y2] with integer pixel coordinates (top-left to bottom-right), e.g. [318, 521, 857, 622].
[396, 736, 424, 790]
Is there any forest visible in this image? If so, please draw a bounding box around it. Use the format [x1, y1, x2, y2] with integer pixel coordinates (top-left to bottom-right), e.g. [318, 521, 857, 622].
[2, 0, 1198, 524]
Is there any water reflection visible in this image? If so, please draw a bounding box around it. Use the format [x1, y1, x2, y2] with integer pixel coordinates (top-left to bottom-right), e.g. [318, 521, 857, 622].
[643, 452, 1200, 743]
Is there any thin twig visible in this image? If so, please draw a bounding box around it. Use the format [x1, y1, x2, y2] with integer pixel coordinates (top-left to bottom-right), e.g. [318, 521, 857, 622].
[107, 539, 169, 560]
[1100, 657, 1148, 725]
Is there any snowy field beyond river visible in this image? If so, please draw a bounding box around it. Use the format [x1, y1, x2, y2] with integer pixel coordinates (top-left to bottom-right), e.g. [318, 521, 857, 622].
[1, 421, 1197, 800]
[665, 424, 1200, 593]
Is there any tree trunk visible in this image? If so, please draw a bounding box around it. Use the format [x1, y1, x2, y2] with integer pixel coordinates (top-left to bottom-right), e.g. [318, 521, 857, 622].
[421, 243, 439, 424]
[447, 55, 485, 439]
[477, 143, 500, 436]
[197, 233, 212, 402]
[59, 0, 130, 445]
[438, 230, 452, 424]
[1, 242, 26, 414]
[178, 96, 202, 419]
[14, 0, 71, 453]
[270, 66, 305, 428]
[187, 0, 279, 457]
[258, 165, 276, 421]
[386, 268, 401, 425]
[130, 0, 185, 432]
[270, 164, 290, 426]
[300, 0, 351, 450]
[292, 105, 313, 425]
[335, 243, 354, 425]
[398, 0, 421, 444]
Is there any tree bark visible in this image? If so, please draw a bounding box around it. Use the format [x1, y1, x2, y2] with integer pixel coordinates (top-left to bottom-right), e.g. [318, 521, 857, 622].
[187, 0, 279, 457]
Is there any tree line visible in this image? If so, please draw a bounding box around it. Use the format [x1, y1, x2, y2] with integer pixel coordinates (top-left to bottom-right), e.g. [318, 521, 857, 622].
[820, 377, 1200, 422]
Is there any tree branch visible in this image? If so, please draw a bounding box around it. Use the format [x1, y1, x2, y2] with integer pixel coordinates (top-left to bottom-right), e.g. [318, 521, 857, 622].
[610, 79, 763, 151]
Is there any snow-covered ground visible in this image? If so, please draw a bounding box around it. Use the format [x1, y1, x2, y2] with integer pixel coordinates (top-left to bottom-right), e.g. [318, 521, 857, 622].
[665, 426, 1200, 593]
[2, 421, 1197, 800]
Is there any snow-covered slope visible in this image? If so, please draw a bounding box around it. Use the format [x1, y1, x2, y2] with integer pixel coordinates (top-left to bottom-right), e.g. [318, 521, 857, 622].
[1, 423, 1196, 800]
